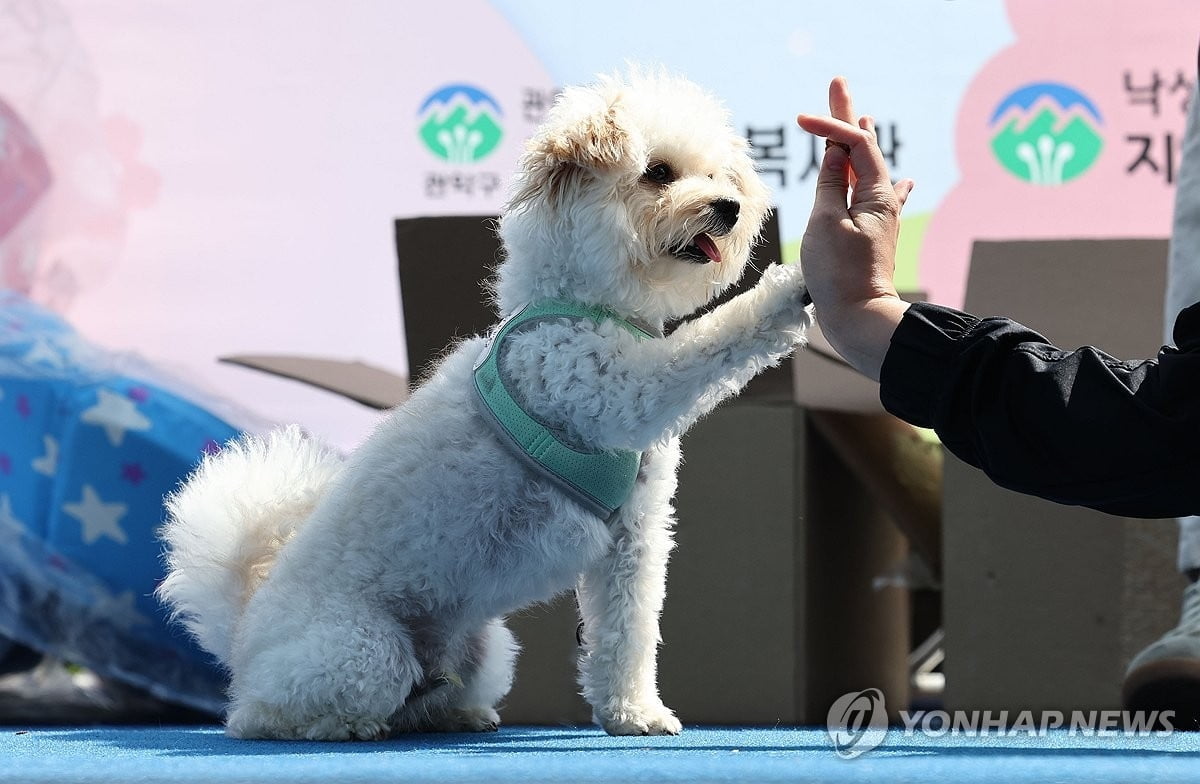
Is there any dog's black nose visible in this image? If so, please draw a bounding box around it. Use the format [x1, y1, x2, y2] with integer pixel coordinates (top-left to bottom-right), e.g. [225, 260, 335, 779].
[710, 198, 740, 231]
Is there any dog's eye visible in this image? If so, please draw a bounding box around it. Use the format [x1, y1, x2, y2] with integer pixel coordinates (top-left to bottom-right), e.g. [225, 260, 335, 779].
[643, 162, 676, 185]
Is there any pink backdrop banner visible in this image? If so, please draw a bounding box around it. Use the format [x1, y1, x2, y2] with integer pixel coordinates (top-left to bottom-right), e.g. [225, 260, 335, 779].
[922, 0, 1199, 306]
[1, 0, 1197, 449]
[0, 0, 554, 450]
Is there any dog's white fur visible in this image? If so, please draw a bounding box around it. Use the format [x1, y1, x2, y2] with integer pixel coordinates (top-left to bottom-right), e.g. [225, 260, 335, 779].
[158, 69, 811, 740]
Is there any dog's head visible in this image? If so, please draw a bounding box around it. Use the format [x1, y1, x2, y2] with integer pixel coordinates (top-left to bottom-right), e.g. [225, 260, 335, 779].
[494, 69, 771, 325]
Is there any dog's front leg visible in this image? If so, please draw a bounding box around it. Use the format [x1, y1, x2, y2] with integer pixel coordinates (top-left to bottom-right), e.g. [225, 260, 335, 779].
[575, 443, 682, 736]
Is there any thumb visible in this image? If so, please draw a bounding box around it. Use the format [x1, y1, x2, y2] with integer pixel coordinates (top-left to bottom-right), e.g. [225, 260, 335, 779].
[811, 143, 851, 216]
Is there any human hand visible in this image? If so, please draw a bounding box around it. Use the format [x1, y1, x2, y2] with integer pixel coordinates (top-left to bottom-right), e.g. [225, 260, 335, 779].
[796, 77, 915, 380]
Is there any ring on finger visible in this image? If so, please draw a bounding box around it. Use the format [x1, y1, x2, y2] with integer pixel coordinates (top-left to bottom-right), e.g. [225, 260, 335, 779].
[824, 139, 852, 155]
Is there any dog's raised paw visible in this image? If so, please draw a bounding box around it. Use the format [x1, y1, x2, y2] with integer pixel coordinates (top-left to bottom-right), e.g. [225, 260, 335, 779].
[596, 702, 682, 736]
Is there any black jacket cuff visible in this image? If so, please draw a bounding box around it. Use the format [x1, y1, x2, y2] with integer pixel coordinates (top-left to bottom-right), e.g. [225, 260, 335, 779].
[879, 302, 983, 427]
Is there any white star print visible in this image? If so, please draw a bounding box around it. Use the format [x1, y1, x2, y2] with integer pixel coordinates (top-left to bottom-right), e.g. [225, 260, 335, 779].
[0, 493, 23, 529]
[22, 337, 65, 369]
[63, 485, 128, 545]
[90, 588, 151, 631]
[52, 333, 91, 365]
[79, 389, 152, 447]
[32, 434, 59, 476]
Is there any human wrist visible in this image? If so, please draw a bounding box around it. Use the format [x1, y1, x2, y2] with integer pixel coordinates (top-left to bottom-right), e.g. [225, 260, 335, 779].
[817, 295, 910, 382]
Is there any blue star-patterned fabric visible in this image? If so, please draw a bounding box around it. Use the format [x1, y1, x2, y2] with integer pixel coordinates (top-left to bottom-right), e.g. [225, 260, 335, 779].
[0, 290, 235, 712]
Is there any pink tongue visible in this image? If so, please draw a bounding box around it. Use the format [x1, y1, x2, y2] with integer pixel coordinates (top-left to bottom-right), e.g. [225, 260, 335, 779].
[693, 234, 721, 263]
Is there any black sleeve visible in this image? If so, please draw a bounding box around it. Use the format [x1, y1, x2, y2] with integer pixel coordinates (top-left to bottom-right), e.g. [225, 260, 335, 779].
[879, 301, 1200, 518]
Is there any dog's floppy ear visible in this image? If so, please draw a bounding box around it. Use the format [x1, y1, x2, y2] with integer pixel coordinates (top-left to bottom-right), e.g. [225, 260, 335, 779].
[509, 89, 633, 208]
[539, 94, 629, 171]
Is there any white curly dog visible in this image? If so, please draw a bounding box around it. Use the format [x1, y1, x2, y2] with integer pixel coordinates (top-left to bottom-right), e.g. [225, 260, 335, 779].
[158, 69, 812, 740]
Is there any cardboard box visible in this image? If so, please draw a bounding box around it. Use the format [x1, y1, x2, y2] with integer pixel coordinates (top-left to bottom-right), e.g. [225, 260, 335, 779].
[942, 238, 1180, 714]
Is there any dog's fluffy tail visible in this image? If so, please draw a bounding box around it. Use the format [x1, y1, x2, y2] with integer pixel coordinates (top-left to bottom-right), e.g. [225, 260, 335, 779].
[157, 425, 343, 665]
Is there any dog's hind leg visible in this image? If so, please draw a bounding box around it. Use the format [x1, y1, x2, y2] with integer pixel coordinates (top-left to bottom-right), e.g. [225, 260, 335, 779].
[415, 618, 519, 732]
[225, 597, 422, 740]
[454, 618, 519, 730]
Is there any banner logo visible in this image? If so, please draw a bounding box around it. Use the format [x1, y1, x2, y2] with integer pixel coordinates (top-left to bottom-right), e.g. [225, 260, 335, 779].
[418, 84, 504, 164]
[989, 82, 1103, 185]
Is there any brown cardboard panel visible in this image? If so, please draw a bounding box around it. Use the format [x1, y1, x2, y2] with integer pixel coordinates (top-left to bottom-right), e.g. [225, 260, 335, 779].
[501, 595, 592, 725]
[804, 410, 910, 722]
[219, 355, 407, 410]
[661, 402, 804, 724]
[948, 456, 1117, 710]
[395, 215, 500, 386]
[944, 238, 1178, 714]
[791, 329, 884, 412]
[965, 238, 1168, 357]
[943, 457, 1178, 713]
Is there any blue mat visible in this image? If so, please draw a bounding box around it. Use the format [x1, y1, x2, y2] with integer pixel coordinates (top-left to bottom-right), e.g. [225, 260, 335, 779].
[3, 725, 1199, 784]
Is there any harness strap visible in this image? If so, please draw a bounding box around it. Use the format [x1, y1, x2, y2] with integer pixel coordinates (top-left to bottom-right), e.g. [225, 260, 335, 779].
[472, 300, 652, 518]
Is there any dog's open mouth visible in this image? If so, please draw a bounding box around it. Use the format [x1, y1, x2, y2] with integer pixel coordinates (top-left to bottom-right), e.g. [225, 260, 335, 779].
[674, 233, 722, 264]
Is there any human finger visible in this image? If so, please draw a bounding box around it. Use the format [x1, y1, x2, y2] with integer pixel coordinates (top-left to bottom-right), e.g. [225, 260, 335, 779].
[810, 140, 851, 217]
[798, 113, 891, 190]
[894, 178, 914, 210]
[845, 115, 899, 206]
[795, 114, 869, 145]
[829, 76, 856, 125]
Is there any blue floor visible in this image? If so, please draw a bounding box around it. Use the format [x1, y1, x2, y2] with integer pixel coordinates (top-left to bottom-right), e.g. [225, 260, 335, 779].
[3, 725, 1199, 784]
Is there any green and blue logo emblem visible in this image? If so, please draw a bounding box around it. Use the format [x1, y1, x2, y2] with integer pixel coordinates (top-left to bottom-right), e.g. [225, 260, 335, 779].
[989, 82, 1103, 186]
[418, 84, 503, 164]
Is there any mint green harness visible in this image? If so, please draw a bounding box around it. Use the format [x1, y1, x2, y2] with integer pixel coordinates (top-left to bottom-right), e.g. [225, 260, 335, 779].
[472, 300, 654, 518]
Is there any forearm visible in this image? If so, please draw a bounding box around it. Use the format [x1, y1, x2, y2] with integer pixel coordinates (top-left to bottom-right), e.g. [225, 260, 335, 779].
[880, 302, 1200, 518]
